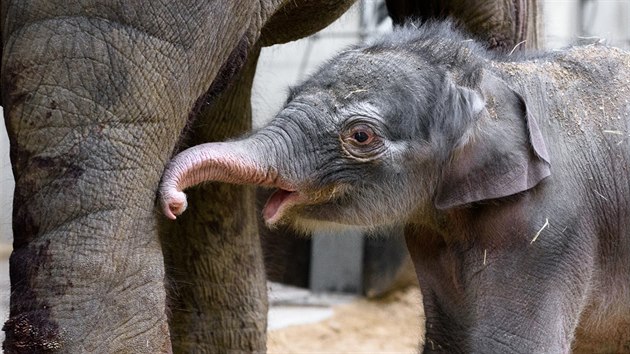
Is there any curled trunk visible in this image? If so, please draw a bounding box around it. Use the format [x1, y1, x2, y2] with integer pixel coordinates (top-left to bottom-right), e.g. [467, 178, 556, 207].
[160, 139, 285, 219]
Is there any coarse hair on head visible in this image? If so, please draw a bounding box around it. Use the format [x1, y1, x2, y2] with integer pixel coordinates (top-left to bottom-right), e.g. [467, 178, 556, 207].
[361, 19, 488, 89]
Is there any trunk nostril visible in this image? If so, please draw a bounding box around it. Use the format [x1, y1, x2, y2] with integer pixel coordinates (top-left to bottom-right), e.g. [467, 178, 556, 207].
[161, 190, 188, 220]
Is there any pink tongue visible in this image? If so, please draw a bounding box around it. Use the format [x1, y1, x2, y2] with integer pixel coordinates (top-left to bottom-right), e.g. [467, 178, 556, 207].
[263, 189, 293, 221]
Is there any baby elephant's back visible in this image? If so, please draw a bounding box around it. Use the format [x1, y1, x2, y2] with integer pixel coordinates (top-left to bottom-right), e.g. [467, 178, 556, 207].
[496, 45, 630, 139]
[547, 44, 630, 117]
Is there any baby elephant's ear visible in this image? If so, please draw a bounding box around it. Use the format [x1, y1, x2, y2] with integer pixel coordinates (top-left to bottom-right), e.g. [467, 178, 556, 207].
[435, 80, 551, 210]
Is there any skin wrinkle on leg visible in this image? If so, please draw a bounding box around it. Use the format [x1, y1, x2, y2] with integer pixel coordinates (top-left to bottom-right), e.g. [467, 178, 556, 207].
[6, 26, 184, 155]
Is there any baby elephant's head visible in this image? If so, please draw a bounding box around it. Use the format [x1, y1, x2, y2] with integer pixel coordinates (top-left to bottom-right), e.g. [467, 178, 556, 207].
[160, 24, 549, 232]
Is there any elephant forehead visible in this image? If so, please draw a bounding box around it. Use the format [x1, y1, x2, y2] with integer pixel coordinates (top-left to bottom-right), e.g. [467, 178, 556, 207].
[294, 51, 422, 106]
[329, 52, 410, 85]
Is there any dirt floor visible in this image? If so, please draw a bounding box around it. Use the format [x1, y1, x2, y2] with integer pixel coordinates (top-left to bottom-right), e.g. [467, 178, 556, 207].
[268, 286, 424, 353]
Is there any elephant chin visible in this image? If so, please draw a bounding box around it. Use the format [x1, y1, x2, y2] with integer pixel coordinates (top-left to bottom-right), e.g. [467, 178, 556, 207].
[262, 188, 302, 225]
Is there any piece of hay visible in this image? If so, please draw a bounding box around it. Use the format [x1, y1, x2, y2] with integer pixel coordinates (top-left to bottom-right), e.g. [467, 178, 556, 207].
[530, 218, 549, 244]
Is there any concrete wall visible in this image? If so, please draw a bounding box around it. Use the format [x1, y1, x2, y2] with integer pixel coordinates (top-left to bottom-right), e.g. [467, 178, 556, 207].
[544, 1, 581, 48]
[578, 0, 630, 47]
[544, 0, 630, 49]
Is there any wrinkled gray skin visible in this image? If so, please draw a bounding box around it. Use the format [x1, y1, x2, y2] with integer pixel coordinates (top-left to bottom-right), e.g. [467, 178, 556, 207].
[0, 0, 356, 352]
[161, 22, 630, 353]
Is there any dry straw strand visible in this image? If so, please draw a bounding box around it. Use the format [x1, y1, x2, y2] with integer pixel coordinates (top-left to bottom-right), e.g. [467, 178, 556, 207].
[530, 218, 549, 244]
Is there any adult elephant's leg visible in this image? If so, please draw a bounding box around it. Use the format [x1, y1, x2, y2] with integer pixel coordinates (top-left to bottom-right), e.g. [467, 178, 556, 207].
[385, 0, 541, 51]
[2, 1, 253, 351]
[160, 45, 267, 352]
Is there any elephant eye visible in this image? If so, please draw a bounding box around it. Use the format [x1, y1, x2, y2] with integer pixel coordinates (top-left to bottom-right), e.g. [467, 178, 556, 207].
[348, 124, 375, 145]
[353, 131, 369, 143]
[341, 122, 385, 160]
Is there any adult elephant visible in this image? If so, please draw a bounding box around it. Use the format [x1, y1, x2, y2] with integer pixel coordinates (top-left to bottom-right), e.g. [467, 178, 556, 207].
[0, 1, 355, 352]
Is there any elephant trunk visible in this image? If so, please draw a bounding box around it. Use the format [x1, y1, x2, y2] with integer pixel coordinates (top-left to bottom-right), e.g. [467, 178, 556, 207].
[160, 138, 292, 219]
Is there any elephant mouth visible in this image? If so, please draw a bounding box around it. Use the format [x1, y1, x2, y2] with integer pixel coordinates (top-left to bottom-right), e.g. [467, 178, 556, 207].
[263, 189, 302, 225]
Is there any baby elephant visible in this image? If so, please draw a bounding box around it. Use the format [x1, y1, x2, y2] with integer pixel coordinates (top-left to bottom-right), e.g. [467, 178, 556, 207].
[161, 22, 630, 353]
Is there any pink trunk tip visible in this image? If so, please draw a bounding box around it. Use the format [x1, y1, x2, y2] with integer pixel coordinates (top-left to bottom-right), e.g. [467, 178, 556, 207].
[161, 189, 188, 220]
